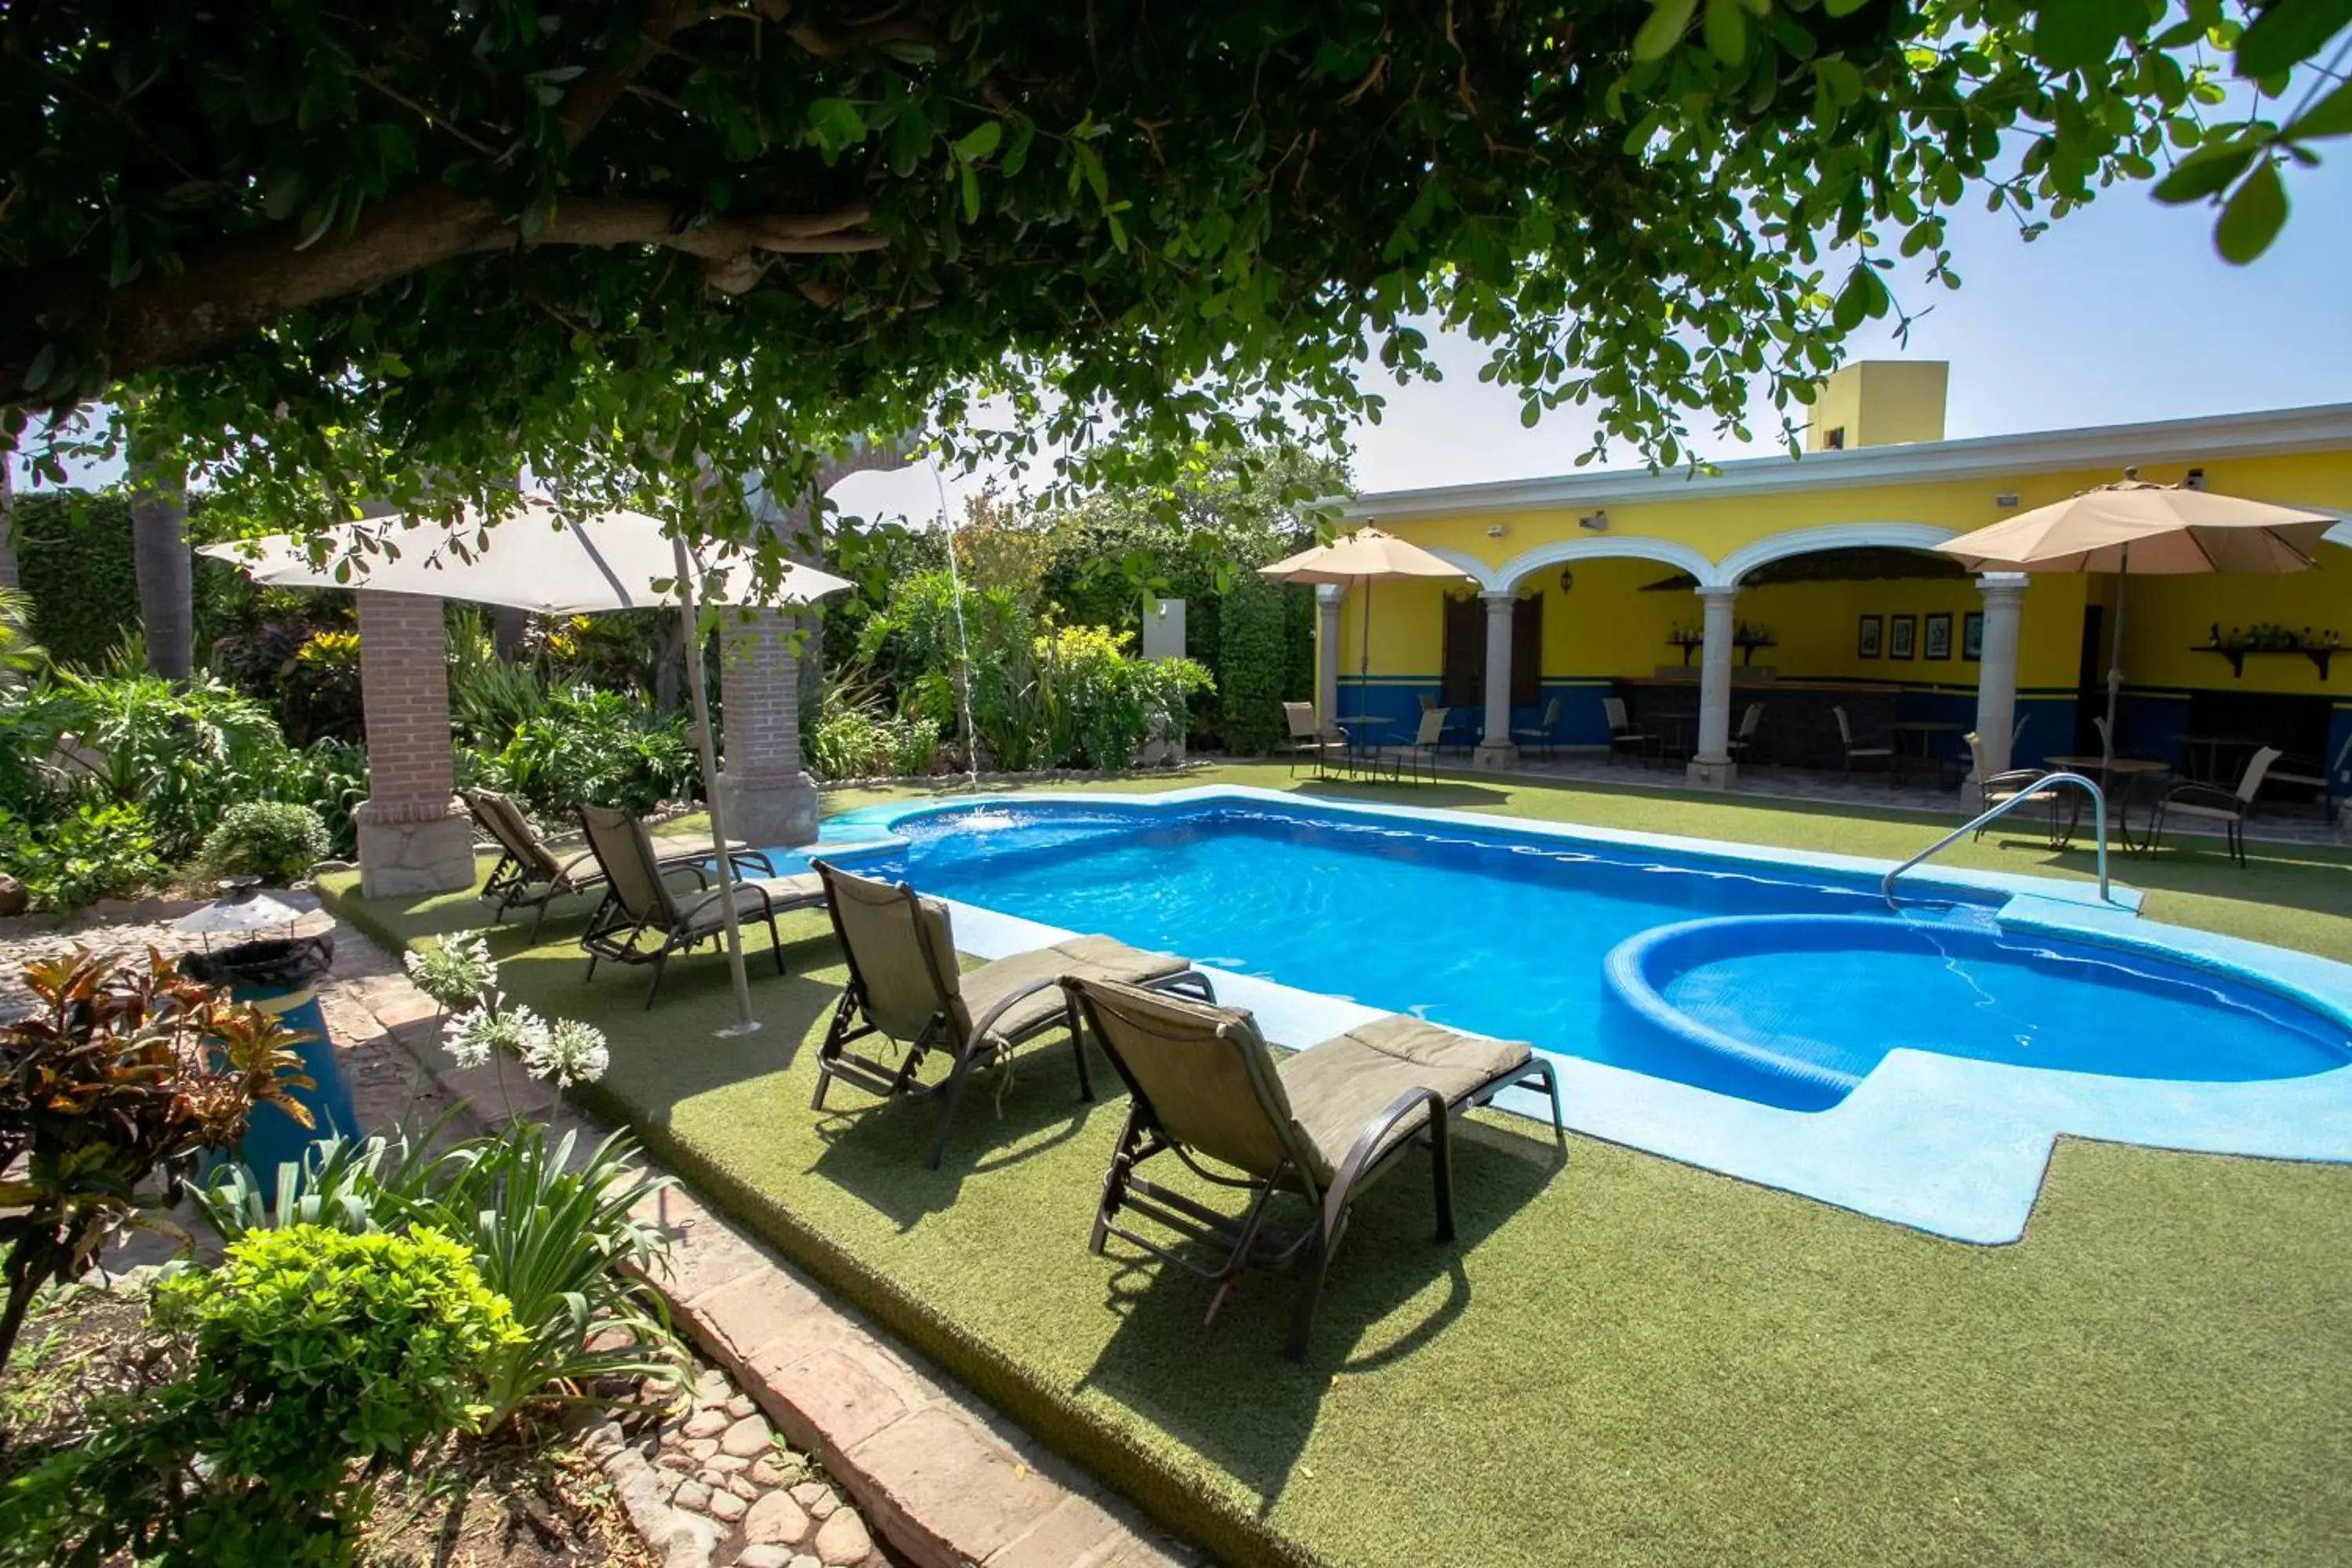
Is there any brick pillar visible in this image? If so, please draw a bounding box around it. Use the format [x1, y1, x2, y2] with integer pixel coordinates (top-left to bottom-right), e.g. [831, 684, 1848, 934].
[720, 440, 909, 845]
[354, 590, 474, 896]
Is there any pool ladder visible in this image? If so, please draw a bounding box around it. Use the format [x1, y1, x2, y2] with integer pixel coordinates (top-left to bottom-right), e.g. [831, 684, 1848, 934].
[1882, 771, 2114, 911]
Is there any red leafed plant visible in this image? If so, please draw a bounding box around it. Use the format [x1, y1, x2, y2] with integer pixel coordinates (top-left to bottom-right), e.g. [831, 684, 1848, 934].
[0, 948, 313, 1371]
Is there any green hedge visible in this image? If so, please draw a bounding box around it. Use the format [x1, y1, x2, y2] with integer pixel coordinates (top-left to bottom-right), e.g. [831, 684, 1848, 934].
[9, 491, 140, 669]
[1214, 569, 1287, 755]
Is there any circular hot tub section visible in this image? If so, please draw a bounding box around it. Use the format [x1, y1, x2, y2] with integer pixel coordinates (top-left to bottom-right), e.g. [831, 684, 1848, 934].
[1602, 915, 2352, 1112]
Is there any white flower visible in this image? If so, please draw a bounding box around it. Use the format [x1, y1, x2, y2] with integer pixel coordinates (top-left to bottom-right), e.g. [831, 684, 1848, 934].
[442, 1002, 550, 1071]
[405, 932, 501, 1010]
[524, 1018, 610, 1089]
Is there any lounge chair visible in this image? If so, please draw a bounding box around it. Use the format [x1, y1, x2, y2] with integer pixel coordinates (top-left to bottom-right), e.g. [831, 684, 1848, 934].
[1280, 701, 1347, 779]
[1512, 696, 1563, 760]
[1062, 975, 1565, 1359]
[573, 804, 824, 1007]
[463, 787, 775, 941]
[1602, 697, 1655, 766]
[2148, 746, 2281, 868]
[808, 862, 1217, 1169]
[1832, 705, 1895, 779]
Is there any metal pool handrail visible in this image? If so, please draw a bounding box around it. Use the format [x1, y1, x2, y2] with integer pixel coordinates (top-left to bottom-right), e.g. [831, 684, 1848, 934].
[1882, 771, 2111, 910]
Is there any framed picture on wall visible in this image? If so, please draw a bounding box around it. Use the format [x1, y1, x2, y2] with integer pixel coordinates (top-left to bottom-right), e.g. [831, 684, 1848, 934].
[1923, 612, 1953, 661]
[1962, 611, 1985, 662]
[1889, 614, 1917, 660]
[1857, 615, 1883, 659]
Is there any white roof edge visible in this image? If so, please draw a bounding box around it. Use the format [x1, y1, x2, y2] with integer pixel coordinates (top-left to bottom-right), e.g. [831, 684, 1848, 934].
[1342, 402, 2352, 519]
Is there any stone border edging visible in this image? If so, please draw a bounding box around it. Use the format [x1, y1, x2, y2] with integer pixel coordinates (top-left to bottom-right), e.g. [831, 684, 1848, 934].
[346, 921, 1202, 1568]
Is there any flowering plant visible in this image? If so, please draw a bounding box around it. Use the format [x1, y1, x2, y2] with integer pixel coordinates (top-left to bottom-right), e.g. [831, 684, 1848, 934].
[404, 932, 499, 1011]
[522, 1018, 609, 1089]
[441, 1003, 550, 1071]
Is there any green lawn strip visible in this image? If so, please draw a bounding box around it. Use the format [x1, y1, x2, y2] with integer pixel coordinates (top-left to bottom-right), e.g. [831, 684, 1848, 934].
[321, 768, 2352, 1567]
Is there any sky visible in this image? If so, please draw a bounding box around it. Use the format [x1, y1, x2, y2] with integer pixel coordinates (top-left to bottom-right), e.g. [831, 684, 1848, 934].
[16, 152, 2350, 528]
[843, 153, 2352, 524]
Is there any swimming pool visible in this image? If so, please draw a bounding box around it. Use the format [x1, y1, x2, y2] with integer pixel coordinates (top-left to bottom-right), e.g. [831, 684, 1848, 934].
[818, 787, 2352, 1241]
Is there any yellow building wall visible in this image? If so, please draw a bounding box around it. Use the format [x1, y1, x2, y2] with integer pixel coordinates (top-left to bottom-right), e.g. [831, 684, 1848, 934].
[1341, 446, 2351, 699]
[1803, 361, 1950, 452]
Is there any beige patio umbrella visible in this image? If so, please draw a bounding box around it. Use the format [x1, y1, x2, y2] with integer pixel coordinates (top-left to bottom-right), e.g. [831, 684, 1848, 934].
[1260, 525, 1472, 722]
[1935, 474, 2333, 765]
[205, 498, 854, 1038]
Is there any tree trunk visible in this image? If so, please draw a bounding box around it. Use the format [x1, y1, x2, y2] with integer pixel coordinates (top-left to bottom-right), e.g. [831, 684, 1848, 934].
[128, 433, 194, 681]
[654, 615, 684, 716]
[492, 604, 531, 662]
[0, 462, 19, 593]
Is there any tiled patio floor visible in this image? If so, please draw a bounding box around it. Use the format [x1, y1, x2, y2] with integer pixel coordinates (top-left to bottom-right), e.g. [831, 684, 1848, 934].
[1337, 747, 2347, 848]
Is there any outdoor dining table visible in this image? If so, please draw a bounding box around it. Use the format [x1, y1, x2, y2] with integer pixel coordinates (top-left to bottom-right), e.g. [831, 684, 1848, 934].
[1893, 721, 1965, 786]
[2043, 754, 2172, 851]
[1650, 711, 1697, 765]
[2181, 733, 2263, 786]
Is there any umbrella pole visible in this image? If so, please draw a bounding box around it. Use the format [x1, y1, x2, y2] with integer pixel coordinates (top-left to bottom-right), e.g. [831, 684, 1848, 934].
[673, 534, 760, 1038]
[2102, 545, 2128, 771]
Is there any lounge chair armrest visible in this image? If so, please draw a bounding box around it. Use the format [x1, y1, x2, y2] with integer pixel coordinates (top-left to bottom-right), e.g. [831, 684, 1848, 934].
[660, 861, 713, 891]
[1323, 1085, 1448, 1238]
[967, 975, 1064, 1048]
[681, 879, 774, 924]
[1984, 768, 2053, 790]
[727, 848, 778, 877]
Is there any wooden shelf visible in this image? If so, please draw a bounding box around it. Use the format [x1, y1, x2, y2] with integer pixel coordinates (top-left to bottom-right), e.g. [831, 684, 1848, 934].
[2190, 644, 2336, 680]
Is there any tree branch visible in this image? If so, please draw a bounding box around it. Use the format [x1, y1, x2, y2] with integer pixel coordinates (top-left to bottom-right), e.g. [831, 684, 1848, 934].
[557, 0, 710, 148]
[4, 189, 883, 393]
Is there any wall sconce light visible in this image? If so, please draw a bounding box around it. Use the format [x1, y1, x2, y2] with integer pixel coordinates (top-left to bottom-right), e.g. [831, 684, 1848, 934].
[1578, 510, 1610, 532]
[2185, 466, 2207, 490]
[1486, 524, 1508, 539]
[1994, 492, 2020, 509]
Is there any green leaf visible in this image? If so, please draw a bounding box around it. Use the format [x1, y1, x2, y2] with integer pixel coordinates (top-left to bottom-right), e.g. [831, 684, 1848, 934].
[2214, 159, 2288, 263]
[806, 97, 865, 154]
[1703, 0, 1747, 64]
[1632, 0, 1700, 61]
[22, 342, 56, 393]
[1824, 0, 1868, 13]
[2283, 80, 2352, 141]
[953, 121, 1003, 161]
[2236, 0, 2352, 78]
[958, 160, 981, 223]
[2032, 0, 2140, 74]
[2151, 141, 2259, 202]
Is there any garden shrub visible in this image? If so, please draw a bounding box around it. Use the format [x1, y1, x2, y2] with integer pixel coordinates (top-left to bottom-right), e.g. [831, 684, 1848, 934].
[474, 685, 697, 821]
[1215, 568, 1288, 756]
[281, 739, 369, 860]
[0, 801, 168, 912]
[0, 949, 312, 1372]
[197, 801, 332, 883]
[6, 492, 140, 672]
[808, 677, 941, 780]
[0, 1224, 522, 1567]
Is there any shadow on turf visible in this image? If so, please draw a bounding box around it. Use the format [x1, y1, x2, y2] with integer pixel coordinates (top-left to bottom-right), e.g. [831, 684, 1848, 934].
[808, 1031, 1115, 1232]
[1075, 1120, 1566, 1515]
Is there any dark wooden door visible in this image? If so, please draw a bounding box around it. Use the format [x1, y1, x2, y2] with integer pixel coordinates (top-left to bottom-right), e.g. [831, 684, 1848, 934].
[1441, 593, 1543, 709]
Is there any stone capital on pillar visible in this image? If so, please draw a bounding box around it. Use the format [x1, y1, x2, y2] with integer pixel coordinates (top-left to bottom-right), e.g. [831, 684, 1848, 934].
[1472, 590, 1520, 769]
[1684, 584, 1741, 789]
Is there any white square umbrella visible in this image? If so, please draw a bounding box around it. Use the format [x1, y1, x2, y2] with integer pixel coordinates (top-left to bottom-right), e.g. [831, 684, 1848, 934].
[204, 497, 852, 1036]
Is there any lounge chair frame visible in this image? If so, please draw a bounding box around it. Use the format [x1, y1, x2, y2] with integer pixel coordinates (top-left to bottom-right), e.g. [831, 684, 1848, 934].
[574, 805, 818, 1007]
[466, 786, 773, 942]
[1064, 976, 1566, 1359]
[808, 862, 1218, 1169]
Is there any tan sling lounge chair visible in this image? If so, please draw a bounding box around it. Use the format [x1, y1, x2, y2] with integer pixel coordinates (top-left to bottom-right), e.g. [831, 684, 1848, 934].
[573, 804, 824, 1007]
[463, 786, 771, 941]
[1061, 975, 1565, 1359]
[810, 862, 1217, 1169]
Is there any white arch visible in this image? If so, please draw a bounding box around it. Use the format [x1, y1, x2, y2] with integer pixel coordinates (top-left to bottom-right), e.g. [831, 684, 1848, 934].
[1494, 535, 1718, 593]
[1712, 522, 1962, 587]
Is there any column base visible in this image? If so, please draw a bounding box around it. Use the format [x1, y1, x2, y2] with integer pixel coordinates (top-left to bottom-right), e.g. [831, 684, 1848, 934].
[718, 768, 819, 849]
[356, 797, 476, 898]
[1683, 756, 1738, 790]
[1472, 741, 1520, 771]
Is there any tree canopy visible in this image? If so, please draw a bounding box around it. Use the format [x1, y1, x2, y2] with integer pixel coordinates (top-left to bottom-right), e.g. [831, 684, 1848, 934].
[2, 1, 2345, 576]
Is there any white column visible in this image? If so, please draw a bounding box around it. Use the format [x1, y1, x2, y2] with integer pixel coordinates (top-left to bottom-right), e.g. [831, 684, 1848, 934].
[1315, 584, 1342, 730]
[1474, 590, 1519, 769]
[1686, 585, 1740, 789]
[1970, 572, 2028, 783]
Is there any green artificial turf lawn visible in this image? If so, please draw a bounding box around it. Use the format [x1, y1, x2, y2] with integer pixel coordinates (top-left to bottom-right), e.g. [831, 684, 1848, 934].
[326, 763, 2352, 1567]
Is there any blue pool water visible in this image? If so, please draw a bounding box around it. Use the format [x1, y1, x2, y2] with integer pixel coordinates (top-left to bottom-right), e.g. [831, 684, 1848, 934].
[846, 800, 2352, 1112]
